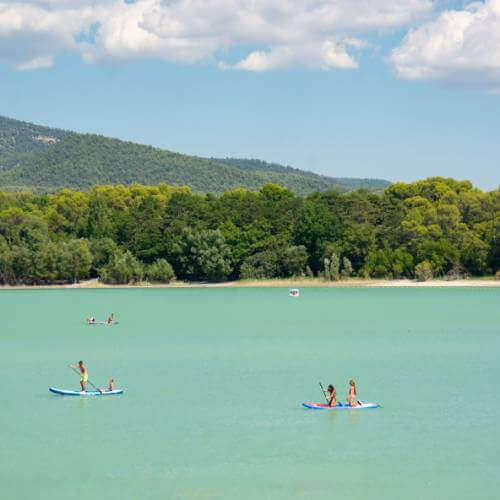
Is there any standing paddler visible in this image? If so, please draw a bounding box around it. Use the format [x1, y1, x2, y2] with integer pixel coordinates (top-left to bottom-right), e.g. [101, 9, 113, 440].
[69, 361, 88, 391]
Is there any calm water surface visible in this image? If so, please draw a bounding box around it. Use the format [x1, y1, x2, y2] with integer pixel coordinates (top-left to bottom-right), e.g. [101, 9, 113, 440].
[1, 288, 499, 499]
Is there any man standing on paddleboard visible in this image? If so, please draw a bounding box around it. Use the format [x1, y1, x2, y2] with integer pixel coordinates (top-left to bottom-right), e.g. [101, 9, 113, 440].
[69, 361, 88, 391]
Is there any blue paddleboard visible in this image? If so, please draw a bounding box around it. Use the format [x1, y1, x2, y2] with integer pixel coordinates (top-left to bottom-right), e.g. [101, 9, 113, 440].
[49, 387, 123, 396]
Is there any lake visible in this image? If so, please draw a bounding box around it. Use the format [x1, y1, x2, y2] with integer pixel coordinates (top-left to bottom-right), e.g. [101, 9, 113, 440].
[1, 287, 499, 499]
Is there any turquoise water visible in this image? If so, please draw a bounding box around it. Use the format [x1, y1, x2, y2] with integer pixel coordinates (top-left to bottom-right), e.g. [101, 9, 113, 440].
[1, 288, 499, 499]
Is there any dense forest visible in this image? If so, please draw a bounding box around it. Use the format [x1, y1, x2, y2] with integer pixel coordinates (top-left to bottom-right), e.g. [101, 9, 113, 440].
[0, 115, 389, 195]
[0, 177, 497, 285]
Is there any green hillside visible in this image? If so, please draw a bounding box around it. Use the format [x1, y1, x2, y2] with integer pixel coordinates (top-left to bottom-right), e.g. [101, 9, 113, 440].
[0, 115, 69, 169]
[0, 115, 390, 194]
[216, 158, 389, 191]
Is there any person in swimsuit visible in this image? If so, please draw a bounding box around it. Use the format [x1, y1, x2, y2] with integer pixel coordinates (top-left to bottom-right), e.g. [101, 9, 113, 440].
[326, 384, 338, 407]
[100, 378, 115, 392]
[348, 379, 359, 407]
[86, 316, 95, 324]
[70, 361, 88, 391]
[107, 313, 115, 325]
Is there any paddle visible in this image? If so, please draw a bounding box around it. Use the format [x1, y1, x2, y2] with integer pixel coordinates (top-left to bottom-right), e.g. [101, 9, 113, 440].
[319, 382, 329, 404]
[68, 365, 102, 394]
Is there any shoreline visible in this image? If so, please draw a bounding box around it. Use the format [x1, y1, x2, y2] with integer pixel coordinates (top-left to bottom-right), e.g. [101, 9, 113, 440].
[1, 277, 499, 290]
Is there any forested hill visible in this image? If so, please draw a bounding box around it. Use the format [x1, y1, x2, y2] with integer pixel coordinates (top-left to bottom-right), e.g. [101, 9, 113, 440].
[0, 115, 69, 168]
[0, 115, 389, 194]
[213, 158, 385, 191]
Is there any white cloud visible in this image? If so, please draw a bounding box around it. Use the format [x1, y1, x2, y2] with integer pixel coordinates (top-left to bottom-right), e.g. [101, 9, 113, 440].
[0, 1, 99, 68]
[17, 54, 53, 70]
[322, 40, 360, 69]
[0, 0, 434, 71]
[391, 0, 500, 88]
[233, 49, 292, 72]
[231, 40, 359, 72]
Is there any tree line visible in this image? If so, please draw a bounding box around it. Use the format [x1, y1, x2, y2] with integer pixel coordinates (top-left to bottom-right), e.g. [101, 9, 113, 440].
[0, 177, 498, 285]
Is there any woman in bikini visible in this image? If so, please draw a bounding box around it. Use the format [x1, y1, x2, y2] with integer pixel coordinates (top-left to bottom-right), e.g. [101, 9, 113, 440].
[326, 384, 338, 407]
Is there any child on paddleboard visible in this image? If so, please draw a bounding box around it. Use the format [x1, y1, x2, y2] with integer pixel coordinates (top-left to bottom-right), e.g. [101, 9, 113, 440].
[348, 379, 359, 407]
[69, 361, 88, 391]
[100, 378, 115, 392]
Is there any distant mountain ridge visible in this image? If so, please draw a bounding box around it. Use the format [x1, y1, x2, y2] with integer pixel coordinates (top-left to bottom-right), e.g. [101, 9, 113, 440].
[216, 158, 389, 191]
[0, 115, 390, 195]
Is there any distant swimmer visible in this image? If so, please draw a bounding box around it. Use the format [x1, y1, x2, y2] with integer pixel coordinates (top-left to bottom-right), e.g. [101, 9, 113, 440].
[326, 384, 338, 407]
[69, 361, 88, 391]
[107, 313, 115, 325]
[348, 379, 359, 407]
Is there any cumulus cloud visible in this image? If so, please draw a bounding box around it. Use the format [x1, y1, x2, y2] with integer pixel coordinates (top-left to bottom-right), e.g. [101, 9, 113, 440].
[231, 40, 360, 72]
[0, 1, 99, 69]
[0, 0, 433, 71]
[391, 0, 500, 88]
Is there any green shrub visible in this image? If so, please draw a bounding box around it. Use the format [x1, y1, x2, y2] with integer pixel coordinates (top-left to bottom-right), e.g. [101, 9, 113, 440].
[415, 261, 433, 282]
[324, 252, 340, 281]
[240, 250, 280, 279]
[361, 249, 391, 278]
[171, 228, 232, 282]
[341, 257, 353, 278]
[146, 259, 175, 283]
[362, 248, 414, 279]
[89, 238, 118, 273]
[281, 245, 308, 277]
[99, 250, 144, 284]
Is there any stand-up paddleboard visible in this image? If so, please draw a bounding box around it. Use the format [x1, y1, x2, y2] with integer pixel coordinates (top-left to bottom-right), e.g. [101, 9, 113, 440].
[86, 321, 119, 326]
[303, 401, 380, 410]
[49, 387, 123, 396]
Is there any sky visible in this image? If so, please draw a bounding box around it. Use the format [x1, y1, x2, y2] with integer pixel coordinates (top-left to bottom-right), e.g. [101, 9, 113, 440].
[0, 0, 499, 190]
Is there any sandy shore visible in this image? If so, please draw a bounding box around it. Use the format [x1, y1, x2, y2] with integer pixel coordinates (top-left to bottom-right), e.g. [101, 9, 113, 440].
[1, 277, 499, 289]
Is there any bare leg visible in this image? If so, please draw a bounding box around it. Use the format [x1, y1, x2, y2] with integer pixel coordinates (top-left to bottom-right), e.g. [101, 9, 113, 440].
[80, 381, 86, 392]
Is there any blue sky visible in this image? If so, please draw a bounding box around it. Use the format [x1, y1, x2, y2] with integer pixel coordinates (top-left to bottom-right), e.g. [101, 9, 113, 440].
[1, 1, 499, 190]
